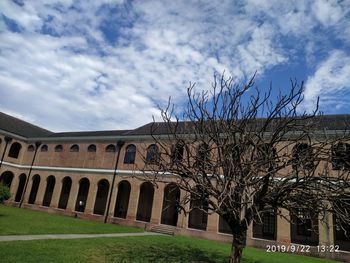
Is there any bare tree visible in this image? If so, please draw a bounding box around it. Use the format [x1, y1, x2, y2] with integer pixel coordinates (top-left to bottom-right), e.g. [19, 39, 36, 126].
[141, 74, 350, 263]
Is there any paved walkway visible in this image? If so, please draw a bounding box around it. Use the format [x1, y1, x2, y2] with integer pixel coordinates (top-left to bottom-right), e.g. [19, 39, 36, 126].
[0, 232, 163, 242]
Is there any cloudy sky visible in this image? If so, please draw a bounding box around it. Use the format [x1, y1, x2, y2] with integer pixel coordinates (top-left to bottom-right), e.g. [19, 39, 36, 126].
[0, 0, 349, 132]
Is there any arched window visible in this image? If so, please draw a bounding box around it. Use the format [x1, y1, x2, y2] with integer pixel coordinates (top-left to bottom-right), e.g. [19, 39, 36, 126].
[27, 145, 35, 152]
[106, 144, 116, 152]
[8, 142, 22, 158]
[256, 143, 277, 169]
[0, 171, 14, 188]
[195, 143, 210, 168]
[87, 144, 96, 152]
[70, 144, 79, 152]
[146, 144, 159, 164]
[41, 145, 48, 152]
[124, 144, 136, 164]
[171, 141, 184, 163]
[332, 143, 350, 170]
[55, 145, 63, 152]
[292, 143, 314, 170]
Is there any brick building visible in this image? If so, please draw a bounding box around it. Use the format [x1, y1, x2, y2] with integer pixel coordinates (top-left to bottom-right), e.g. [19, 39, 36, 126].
[0, 111, 349, 261]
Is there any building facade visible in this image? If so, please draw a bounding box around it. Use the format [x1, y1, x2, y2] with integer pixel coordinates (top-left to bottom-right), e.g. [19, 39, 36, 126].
[0, 112, 349, 261]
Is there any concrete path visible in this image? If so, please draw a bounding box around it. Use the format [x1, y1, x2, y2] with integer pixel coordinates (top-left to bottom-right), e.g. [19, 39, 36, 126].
[0, 232, 163, 242]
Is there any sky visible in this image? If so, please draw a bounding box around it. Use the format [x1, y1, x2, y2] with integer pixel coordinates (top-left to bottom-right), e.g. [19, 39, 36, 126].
[0, 0, 350, 132]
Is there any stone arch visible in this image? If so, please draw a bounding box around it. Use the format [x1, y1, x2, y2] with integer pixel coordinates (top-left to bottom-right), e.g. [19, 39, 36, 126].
[93, 179, 110, 215]
[114, 180, 131, 218]
[58, 176, 72, 209]
[188, 186, 208, 230]
[28, 174, 40, 204]
[0, 171, 14, 188]
[8, 142, 21, 158]
[15, 173, 27, 202]
[161, 183, 180, 226]
[42, 175, 56, 207]
[75, 178, 90, 212]
[136, 182, 154, 222]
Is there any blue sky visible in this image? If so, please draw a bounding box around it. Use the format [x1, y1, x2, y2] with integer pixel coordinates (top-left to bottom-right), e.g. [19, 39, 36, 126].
[0, 0, 349, 132]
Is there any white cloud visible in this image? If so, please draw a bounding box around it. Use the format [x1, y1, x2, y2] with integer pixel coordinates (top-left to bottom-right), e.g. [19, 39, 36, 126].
[0, 0, 349, 132]
[303, 50, 350, 112]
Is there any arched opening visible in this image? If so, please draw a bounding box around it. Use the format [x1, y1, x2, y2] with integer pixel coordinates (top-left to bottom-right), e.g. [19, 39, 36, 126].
[0, 171, 14, 188]
[106, 144, 116, 152]
[27, 145, 35, 152]
[28, 174, 40, 204]
[219, 216, 232, 234]
[42, 175, 56, 207]
[171, 141, 184, 163]
[8, 142, 21, 158]
[41, 145, 48, 152]
[55, 145, 63, 152]
[70, 144, 79, 152]
[188, 186, 208, 230]
[145, 144, 159, 164]
[58, 177, 72, 209]
[75, 178, 90, 212]
[136, 182, 154, 222]
[114, 180, 131, 218]
[93, 179, 110, 215]
[292, 143, 314, 171]
[253, 209, 277, 240]
[124, 144, 136, 164]
[161, 183, 180, 226]
[15, 173, 27, 202]
[290, 208, 319, 246]
[332, 142, 350, 170]
[88, 144, 96, 152]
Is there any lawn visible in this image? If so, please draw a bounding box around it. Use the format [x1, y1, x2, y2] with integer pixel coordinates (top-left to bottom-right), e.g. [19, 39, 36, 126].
[0, 236, 340, 263]
[0, 205, 142, 235]
[0, 205, 340, 262]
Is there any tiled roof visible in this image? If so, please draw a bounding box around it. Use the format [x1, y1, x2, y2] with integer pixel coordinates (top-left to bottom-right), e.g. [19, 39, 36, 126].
[0, 111, 349, 139]
[0, 112, 52, 138]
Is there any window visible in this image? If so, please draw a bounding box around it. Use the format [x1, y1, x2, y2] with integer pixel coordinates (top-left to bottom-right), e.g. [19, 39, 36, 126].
[70, 144, 79, 152]
[195, 143, 210, 168]
[87, 144, 96, 152]
[124, 144, 136, 164]
[171, 141, 184, 163]
[257, 144, 277, 169]
[253, 209, 277, 240]
[8, 142, 21, 158]
[332, 143, 350, 170]
[27, 145, 35, 152]
[41, 145, 48, 152]
[292, 143, 314, 170]
[146, 144, 159, 164]
[105, 144, 116, 152]
[55, 145, 63, 152]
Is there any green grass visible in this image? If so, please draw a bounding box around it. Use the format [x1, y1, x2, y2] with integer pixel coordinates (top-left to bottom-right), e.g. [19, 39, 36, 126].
[0, 205, 340, 262]
[0, 235, 340, 263]
[0, 205, 142, 235]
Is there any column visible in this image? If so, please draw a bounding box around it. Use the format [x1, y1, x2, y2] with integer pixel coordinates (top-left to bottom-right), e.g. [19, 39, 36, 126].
[150, 183, 165, 225]
[85, 180, 98, 214]
[66, 178, 79, 212]
[50, 178, 62, 208]
[126, 181, 140, 221]
[319, 210, 333, 246]
[276, 208, 291, 244]
[177, 189, 190, 228]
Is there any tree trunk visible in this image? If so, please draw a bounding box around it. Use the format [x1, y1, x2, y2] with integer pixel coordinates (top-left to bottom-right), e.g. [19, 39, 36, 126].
[229, 230, 246, 263]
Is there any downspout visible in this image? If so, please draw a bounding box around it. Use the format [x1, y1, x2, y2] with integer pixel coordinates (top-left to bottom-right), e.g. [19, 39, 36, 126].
[0, 136, 12, 169]
[104, 140, 125, 223]
[19, 141, 41, 208]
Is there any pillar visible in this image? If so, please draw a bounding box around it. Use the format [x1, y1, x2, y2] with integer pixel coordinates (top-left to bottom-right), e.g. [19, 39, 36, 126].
[277, 208, 291, 244]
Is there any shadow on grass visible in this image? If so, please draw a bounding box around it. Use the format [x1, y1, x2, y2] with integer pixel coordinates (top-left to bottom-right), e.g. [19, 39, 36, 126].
[93, 242, 230, 263]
